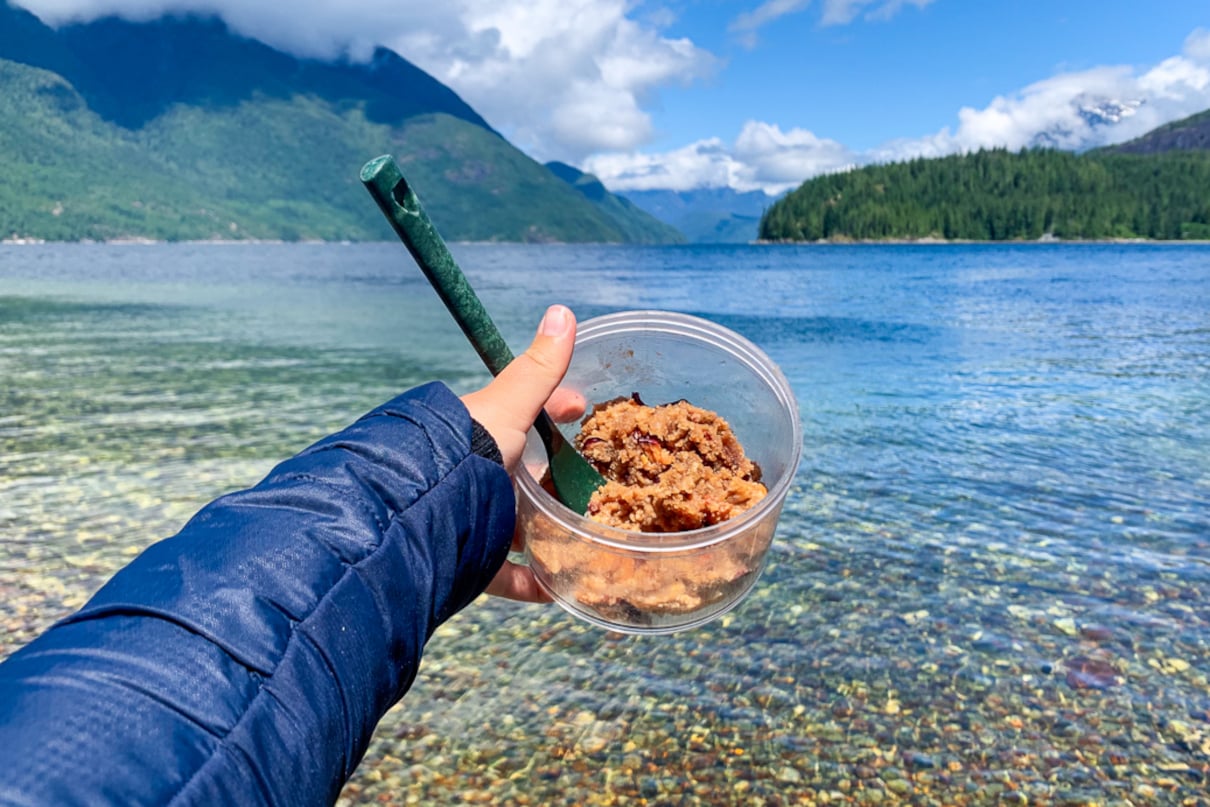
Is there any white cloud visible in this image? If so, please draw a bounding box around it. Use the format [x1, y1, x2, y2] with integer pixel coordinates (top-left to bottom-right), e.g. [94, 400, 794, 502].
[822, 0, 935, 26]
[872, 42, 1210, 163]
[581, 121, 854, 194]
[729, 0, 811, 40]
[401, 1, 717, 160]
[733, 122, 855, 189]
[579, 138, 738, 192]
[13, 0, 716, 162]
[1184, 27, 1210, 62]
[589, 28, 1210, 194]
[728, 0, 934, 45]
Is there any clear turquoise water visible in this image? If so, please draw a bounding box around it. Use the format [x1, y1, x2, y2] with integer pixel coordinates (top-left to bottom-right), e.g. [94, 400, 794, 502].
[2, 242, 1208, 805]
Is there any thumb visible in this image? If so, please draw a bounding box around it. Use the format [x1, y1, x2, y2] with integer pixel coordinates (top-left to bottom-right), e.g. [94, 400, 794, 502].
[460, 305, 577, 467]
[488, 304, 576, 433]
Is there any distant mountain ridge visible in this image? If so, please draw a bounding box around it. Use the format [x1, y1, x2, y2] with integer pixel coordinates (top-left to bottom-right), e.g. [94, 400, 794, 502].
[544, 162, 684, 244]
[0, 0, 677, 243]
[620, 187, 776, 244]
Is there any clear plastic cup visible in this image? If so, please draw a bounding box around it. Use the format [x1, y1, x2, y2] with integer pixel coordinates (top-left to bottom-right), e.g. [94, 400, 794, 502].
[516, 310, 802, 634]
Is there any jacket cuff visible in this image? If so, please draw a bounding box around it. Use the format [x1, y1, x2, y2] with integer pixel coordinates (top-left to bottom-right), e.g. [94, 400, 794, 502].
[469, 418, 504, 465]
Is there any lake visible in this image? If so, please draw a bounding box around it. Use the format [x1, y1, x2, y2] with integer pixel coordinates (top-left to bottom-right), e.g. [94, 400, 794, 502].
[2, 242, 1208, 805]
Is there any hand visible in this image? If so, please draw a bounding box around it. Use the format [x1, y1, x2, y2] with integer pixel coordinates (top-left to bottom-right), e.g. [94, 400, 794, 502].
[460, 304, 586, 603]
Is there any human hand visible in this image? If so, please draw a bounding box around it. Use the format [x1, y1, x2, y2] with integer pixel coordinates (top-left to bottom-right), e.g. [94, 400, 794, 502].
[460, 304, 585, 603]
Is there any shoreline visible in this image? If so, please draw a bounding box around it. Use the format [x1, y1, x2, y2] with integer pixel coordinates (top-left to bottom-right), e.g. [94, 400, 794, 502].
[754, 236, 1210, 246]
[4, 236, 1210, 247]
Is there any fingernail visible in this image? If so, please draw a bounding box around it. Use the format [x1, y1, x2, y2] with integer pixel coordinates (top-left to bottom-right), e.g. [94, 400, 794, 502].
[539, 305, 571, 337]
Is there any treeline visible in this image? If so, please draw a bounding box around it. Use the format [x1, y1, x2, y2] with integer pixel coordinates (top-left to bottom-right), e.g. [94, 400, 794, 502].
[759, 148, 1210, 242]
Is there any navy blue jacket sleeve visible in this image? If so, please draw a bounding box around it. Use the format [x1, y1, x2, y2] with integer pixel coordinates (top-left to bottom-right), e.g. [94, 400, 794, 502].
[0, 382, 516, 807]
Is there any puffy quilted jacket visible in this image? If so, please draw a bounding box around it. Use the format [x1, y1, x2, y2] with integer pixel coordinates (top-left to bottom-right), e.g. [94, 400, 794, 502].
[0, 382, 515, 806]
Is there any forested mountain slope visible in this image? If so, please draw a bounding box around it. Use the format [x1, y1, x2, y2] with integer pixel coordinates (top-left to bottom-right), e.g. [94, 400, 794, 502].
[1100, 109, 1210, 155]
[0, 1, 679, 243]
[760, 146, 1210, 242]
[760, 107, 1210, 242]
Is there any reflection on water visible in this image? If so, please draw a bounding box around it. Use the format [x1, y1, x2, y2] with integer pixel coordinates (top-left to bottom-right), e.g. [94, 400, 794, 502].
[2, 243, 1208, 805]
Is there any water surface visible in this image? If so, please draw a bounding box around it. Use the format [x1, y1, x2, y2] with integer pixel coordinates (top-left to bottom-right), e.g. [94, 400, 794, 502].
[2, 242, 1208, 805]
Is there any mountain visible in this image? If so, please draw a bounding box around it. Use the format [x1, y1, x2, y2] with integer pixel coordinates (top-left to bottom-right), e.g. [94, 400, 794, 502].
[1099, 108, 1210, 155]
[620, 187, 776, 243]
[544, 162, 684, 244]
[760, 139, 1210, 242]
[1027, 95, 1145, 150]
[0, 1, 677, 243]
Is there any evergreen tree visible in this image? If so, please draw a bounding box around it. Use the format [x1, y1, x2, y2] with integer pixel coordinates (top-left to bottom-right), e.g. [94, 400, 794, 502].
[760, 148, 1210, 242]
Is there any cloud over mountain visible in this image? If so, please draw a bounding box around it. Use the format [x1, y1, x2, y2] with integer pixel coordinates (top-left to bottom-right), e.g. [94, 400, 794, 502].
[12, 0, 715, 162]
[872, 28, 1210, 162]
[10, 3, 1209, 196]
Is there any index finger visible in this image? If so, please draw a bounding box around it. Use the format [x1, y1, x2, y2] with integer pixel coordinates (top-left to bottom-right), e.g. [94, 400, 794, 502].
[545, 387, 587, 424]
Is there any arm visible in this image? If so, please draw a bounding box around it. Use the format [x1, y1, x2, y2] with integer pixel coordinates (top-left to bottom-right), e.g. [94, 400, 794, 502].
[0, 382, 511, 806]
[0, 305, 579, 807]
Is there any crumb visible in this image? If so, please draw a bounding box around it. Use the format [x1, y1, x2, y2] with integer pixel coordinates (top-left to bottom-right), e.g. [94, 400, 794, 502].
[576, 395, 767, 531]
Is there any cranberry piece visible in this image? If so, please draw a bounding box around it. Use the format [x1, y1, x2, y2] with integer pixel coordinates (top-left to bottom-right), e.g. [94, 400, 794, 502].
[629, 428, 661, 448]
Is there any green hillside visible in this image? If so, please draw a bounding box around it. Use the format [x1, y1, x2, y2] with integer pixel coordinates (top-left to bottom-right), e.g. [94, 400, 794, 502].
[545, 162, 685, 244]
[760, 145, 1210, 242]
[0, 59, 227, 241]
[0, 2, 677, 243]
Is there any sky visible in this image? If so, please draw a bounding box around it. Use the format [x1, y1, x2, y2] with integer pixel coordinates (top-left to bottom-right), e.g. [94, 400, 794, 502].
[14, 0, 1210, 195]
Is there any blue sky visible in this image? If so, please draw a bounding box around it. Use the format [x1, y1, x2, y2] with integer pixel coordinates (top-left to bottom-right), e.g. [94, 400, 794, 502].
[654, 0, 1208, 149]
[15, 0, 1210, 194]
[581, 0, 1210, 192]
